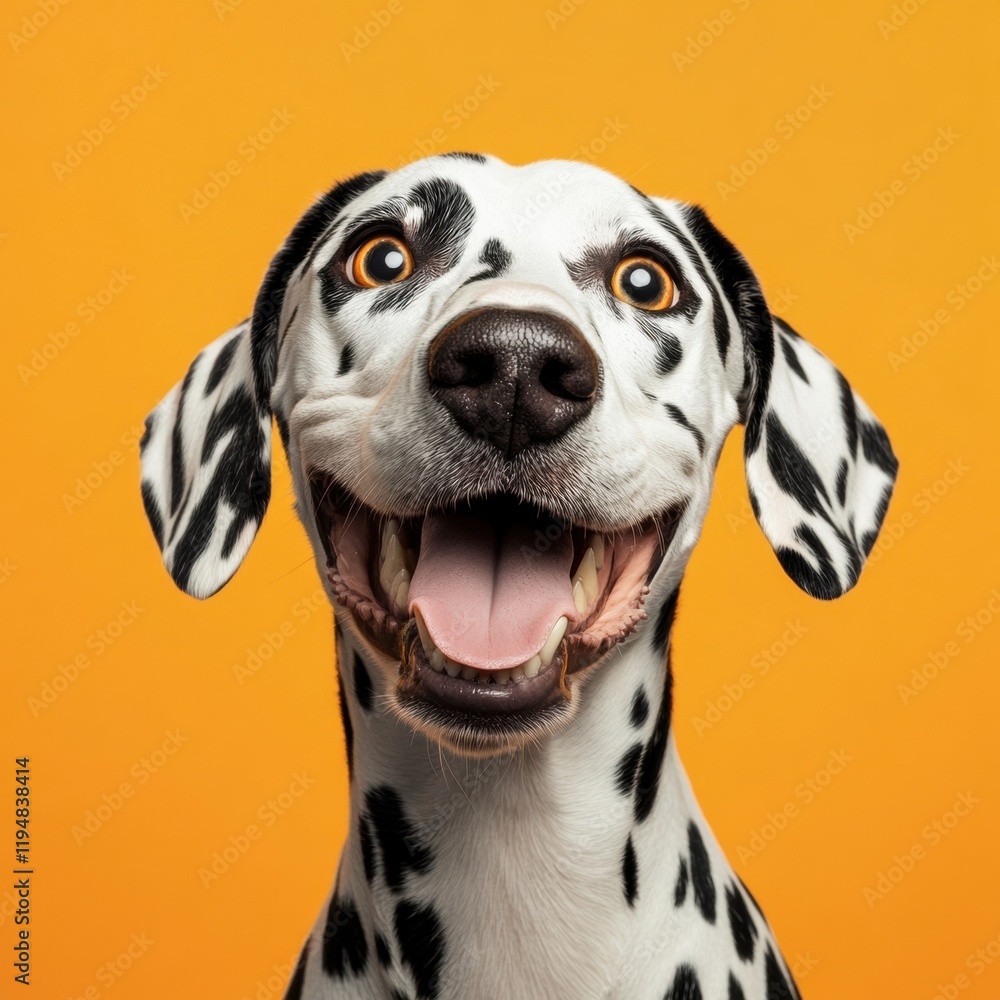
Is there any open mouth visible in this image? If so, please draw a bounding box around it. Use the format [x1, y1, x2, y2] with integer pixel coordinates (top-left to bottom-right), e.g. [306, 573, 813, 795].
[311, 477, 683, 750]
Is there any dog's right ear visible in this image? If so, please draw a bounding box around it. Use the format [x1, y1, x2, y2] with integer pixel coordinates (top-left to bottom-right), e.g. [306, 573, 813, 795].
[139, 169, 389, 599]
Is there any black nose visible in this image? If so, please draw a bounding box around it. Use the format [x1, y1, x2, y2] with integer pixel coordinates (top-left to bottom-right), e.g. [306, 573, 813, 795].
[428, 309, 600, 456]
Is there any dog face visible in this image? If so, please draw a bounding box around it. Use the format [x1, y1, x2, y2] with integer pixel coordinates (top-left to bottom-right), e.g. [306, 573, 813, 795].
[140, 153, 898, 754]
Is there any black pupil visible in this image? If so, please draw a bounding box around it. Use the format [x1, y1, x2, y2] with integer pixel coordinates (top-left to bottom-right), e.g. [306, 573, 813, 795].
[623, 262, 662, 303]
[366, 241, 407, 282]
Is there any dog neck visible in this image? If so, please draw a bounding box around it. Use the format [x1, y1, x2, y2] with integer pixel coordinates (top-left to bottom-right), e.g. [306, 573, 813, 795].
[316, 610, 727, 999]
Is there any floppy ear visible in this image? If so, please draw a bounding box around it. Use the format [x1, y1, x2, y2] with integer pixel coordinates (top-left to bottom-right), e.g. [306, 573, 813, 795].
[683, 205, 899, 599]
[139, 170, 388, 598]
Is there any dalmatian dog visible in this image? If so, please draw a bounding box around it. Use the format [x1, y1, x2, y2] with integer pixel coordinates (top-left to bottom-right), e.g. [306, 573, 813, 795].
[139, 152, 897, 1000]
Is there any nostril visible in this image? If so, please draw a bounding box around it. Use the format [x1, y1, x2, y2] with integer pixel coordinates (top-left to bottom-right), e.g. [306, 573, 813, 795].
[431, 349, 494, 388]
[539, 356, 597, 401]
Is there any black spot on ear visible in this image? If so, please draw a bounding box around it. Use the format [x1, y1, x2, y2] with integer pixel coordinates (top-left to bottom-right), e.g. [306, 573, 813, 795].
[674, 857, 688, 906]
[322, 896, 368, 978]
[615, 743, 643, 795]
[748, 487, 760, 520]
[837, 372, 859, 458]
[141, 481, 164, 549]
[664, 403, 706, 456]
[634, 660, 673, 823]
[353, 651, 374, 711]
[465, 237, 512, 283]
[687, 822, 716, 924]
[653, 587, 680, 653]
[861, 484, 894, 555]
[860, 420, 899, 477]
[622, 835, 639, 906]
[728, 972, 747, 1000]
[359, 815, 377, 883]
[374, 931, 392, 968]
[338, 679, 354, 777]
[835, 458, 849, 507]
[338, 342, 355, 376]
[440, 151, 487, 163]
[139, 412, 155, 452]
[170, 359, 198, 516]
[777, 522, 841, 600]
[205, 337, 240, 395]
[630, 687, 650, 728]
[365, 787, 434, 892]
[779, 335, 809, 383]
[765, 412, 831, 515]
[725, 882, 758, 962]
[663, 963, 703, 1000]
[284, 941, 309, 1000]
[394, 900, 446, 999]
[765, 946, 799, 1000]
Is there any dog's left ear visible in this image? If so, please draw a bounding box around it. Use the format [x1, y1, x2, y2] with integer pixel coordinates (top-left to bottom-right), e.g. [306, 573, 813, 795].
[683, 205, 899, 599]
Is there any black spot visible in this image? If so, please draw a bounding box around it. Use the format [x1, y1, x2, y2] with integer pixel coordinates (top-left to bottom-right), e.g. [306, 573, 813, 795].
[663, 963, 703, 1000]
[170, 358, 198, 516]
[664, 403, 706, 456]
[779, 335, 809, 383]
[440, 151, 487, 163]
[338, 342, 355, 376]
[765, 411, 830, 516]
[353, 651, 374, 711]
[630, 687, 650, 728]
[862, 483, 894, 555]
[141, 481, 164, 549]
[687, 822, 716, 923]
[860, 420, 899, 477]
[139, 412, 155, 453]
[653, 586, 680, 653]
[764, 946, 798, 1000]
[622, 835, 638, 906]
[634, 661, 673, 823]
[204, 336, 240, 396]
[338, 679, 354, 777]
[837, 371, 859, 457]
[737, 875, 766, 920]
[279, 304, 299, 346]
[359, 815, 377, 883]
[636, 313, 684, 374]
[835, 458, 849, 507]
[615, 743, 643, 795]
[322, 896, 368, 978]
[777, 522, 841, 600]
[284, 941, 308, 1000]
[725, 881, 758, 962]
[728, 972, 747, 1000]
[374, 930, 391, 968]
[253, 171, 387, 405]
[365, 787, 434, 892]
[465, 237, 512, 283]
[394, 900, 446, 999]
[674, 857, 688, 906]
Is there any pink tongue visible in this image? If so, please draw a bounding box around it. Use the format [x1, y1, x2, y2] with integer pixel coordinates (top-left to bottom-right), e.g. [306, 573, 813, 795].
[408, 513, 576, 670]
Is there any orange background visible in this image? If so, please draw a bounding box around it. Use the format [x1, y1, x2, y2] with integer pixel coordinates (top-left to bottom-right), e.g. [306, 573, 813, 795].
[3, 1, 999, 997]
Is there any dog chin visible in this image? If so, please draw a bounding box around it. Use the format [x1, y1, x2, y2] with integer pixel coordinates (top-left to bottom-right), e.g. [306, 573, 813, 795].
[311, 474, 684, 754]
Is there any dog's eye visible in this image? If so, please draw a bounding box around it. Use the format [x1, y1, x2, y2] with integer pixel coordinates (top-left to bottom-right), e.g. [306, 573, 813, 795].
[610, 256, 675, 311]
[347, 236, 414, 287]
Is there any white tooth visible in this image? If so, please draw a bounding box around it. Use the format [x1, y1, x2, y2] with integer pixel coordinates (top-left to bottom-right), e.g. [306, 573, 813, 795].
[495, 668, 512, 684]
[391, 568, 410, 610]
[444, 659, 461, 678]
[523, 655, 542, 679]
[540, 616, 568, 667]
[589, 533, 605, 570]
[572, 579, 587, 615]
[511, 665, 525, 682]
[430, 648, 445, 672]
[414, 607, 434, 656]
[461, 666, 477, 681]
[380, 518, 401, 561]
[574, 548, 599, 603]
[380, 533, 405, 595]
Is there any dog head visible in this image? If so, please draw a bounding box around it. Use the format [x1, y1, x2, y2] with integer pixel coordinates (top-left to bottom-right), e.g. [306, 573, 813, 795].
[139, 153, 898, 754]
